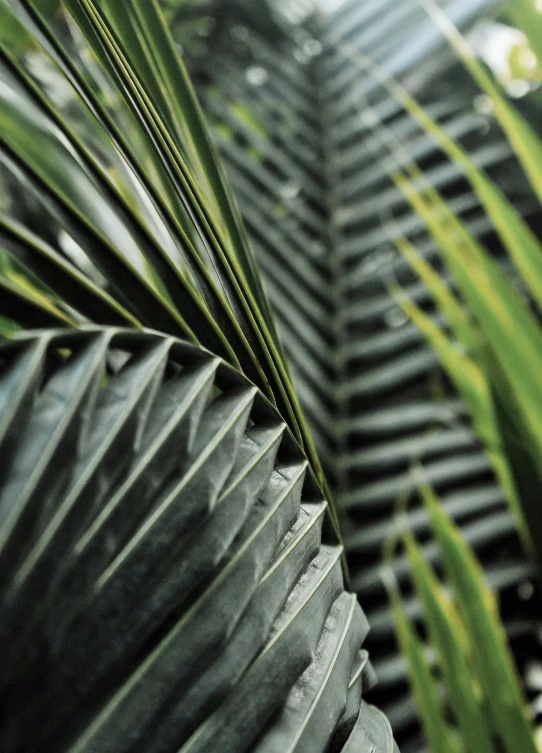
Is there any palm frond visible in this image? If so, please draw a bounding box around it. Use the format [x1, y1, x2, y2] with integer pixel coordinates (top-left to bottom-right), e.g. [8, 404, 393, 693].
[1, 0, 336, 498]
[0, 327, 391, 753]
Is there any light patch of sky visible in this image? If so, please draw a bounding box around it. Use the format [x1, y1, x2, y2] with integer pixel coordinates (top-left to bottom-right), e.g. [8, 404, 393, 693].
[318, 0, 527, 95]
[470, 22, 525, 78]
[321, 0, 347, 9]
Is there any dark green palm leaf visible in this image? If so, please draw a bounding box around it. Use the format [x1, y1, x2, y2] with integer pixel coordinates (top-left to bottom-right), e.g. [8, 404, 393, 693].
[0, 327, 392, 753]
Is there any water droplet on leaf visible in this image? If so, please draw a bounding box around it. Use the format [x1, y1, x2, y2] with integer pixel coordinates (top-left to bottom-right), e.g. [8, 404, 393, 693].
[384, 308, 408, 328]
[473, 93, 494, 115]
[278, 180, 301, 200]
[506, 79, 530, 98]
[518, 581, 534, 600]
[246, 66, 268, 86]
[303, 39, 323, 57]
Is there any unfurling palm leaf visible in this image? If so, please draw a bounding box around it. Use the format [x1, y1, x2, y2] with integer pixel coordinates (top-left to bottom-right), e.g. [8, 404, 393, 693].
[0, 0, 335, 507]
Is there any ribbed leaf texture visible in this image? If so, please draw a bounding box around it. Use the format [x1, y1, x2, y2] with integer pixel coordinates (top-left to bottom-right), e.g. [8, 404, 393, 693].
[180, 1, 542, 749]
[0, 327, 395, 753]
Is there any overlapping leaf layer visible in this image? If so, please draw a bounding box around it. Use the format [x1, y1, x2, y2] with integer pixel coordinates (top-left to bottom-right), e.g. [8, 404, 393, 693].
[0, 328, 395, 753]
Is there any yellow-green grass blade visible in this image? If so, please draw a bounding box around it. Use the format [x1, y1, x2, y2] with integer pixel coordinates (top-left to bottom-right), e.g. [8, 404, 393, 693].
[391, 243, 529, 552]
[360, 47, 542, 314]
[421, 483, 539, 753]
[394, 236, 480, 355]
[389, 586, 465, 753]
[406, 102, 542, 314]
[340, 54, 542, 564]
[390, 284, 496, 450]
[395, 171, 542, 472]
[393, 286, 527, 548]
[487, 353, 542, 573]
[420, 0, 542, 209]
[394, 182, 536, 550]
[404, 532, 498, 753]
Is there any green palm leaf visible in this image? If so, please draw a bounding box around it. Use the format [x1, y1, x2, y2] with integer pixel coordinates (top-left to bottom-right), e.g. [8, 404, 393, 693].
[0, 328, 389, 753]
